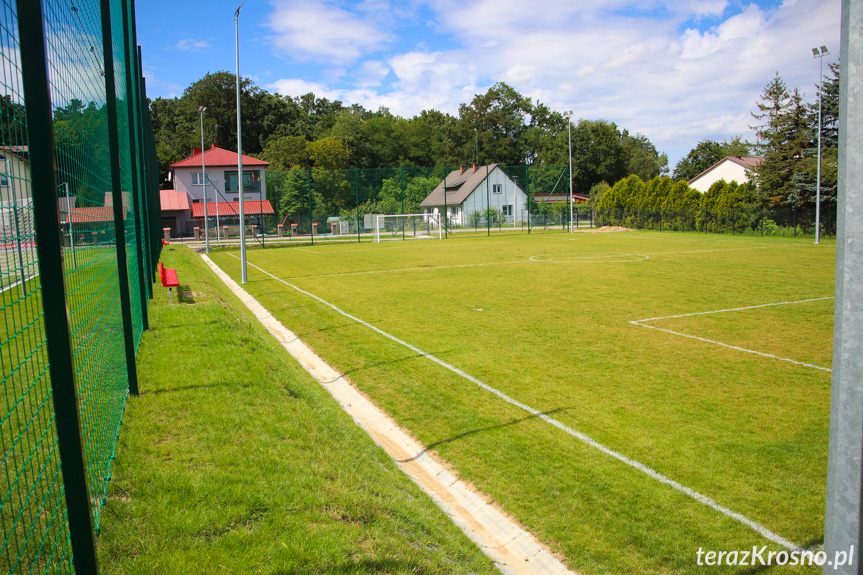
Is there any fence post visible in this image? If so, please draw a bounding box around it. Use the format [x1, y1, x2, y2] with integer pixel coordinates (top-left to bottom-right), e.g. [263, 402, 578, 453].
[443, 166, 448, 239]
[526, 167, 531, 234]
[486, 164, 490, 237]
[400, 166, 405, 240]
[17, 0, 100, 570]
[11, 204, 26, 294]
[761, 205, 764, 236]
[100, 0, 139, 395]
[307, 169, 314, 246]
[355, 168, 360, 243]
[121, 0, 148, 330]
[130, 10, 153, 299]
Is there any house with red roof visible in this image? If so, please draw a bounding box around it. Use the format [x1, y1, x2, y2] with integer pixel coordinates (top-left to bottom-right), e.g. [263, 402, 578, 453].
[161, 144, 272, 236]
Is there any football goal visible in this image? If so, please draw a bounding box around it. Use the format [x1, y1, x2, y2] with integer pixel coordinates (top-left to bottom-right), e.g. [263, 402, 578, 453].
[374, 213, 442, 243]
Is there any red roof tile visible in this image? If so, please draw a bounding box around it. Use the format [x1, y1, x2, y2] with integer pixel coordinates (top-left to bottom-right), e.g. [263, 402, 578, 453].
[160, 189, 190, 211]
[190, 200, 274, 219]
[170, 146, 269, 168]
[60, 207, 118, 224]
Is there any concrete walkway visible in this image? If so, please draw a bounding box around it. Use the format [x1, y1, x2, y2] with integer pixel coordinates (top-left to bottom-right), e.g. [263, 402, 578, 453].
[201, 253, 576, 575]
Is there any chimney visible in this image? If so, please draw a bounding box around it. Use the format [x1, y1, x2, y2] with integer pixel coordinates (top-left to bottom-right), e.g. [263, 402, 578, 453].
[472, 164, 479, 172]
[211, 142, 218, 149]
[192, 147, 202, 156]
[460, 165, 467, 174]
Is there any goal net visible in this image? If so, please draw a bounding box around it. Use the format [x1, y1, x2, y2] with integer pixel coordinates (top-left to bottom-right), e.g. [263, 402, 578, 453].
[374, 213, 442, 243]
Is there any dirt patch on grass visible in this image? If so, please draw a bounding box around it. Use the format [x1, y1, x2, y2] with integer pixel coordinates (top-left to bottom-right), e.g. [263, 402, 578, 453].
[581, 225, 634, 233]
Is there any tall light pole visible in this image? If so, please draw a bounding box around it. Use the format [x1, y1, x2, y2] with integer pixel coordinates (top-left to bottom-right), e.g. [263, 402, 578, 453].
[198, 106, 209, 253]
[235, 3, 247, 283]
[812, 45, 829, 245]
[474, 128, 479, 165]
[563, 111, 574, 233]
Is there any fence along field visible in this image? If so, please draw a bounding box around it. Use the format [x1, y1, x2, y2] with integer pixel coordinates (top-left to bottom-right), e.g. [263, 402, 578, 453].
[1, 0, 160, 572]
[210, 231, 834, 574]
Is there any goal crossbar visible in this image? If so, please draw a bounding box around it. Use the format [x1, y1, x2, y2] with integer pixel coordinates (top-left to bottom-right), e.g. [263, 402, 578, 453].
[374, 213, 442, 243]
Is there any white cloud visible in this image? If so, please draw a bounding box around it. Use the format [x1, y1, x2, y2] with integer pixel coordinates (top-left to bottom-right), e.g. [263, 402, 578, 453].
[266, 0, 392, 64]
[357, 60, 390, 87]
[175, 38, 212, 52]
[266, 0, 840, 167]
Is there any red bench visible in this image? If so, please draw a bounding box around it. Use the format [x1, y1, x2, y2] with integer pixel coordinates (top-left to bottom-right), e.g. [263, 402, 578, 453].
[158, 262, 179, 303]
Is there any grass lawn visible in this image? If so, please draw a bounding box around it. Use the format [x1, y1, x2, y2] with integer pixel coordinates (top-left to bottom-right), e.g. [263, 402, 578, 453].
[208, 230, 834, 574]
[96, 244, 498, 575]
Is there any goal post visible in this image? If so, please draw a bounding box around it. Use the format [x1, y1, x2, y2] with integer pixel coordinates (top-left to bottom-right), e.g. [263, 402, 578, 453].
[374, 213, 442, 243]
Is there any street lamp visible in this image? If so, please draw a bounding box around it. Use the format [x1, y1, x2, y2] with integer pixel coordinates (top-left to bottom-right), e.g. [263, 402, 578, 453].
[198, 105, 209, 253]
[235, 3, 247, 282]
[563, 111, 574, 233]
[812, 45, 829, 244]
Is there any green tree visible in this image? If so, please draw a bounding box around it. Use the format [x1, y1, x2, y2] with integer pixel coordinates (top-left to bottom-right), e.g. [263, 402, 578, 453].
[570, 120, 627, 194]
[622, 130, 667, 181]
[261, 135, 310, 170]
[458, 82, 533, 165]
[673, 140, 724, 181]
[307, 137, 349, 170]
[751, 75, 810, 204]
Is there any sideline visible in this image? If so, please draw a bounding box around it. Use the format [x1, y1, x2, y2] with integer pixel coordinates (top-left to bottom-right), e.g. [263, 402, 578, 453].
[631, 297, 834, 373]
[203, 253, 575, 575]
[226, 252, 802, 552]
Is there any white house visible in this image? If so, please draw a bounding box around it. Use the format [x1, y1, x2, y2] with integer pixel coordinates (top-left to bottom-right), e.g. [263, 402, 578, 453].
[688, 156, 764, 193]
[419, 164, 528, 226]
[0, 146, 30, 202]
[163, 144, 271, 235]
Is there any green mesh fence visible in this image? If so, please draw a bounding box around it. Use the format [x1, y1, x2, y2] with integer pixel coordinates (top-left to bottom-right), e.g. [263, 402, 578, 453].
[0, 0, 156, 571]
[261, 165, 574, 243]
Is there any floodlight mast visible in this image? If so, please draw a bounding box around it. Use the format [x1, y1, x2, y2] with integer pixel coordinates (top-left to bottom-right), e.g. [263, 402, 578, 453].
[563, 111, 574, 233]
[198, 106, 209, 253]
[813, 45, 829, 244]
[235, 3, 247, 282]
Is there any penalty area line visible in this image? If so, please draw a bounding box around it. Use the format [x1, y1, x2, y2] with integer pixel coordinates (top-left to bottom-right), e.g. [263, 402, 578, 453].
[228, 252, 801, 552]
[631, 297, 834, 373]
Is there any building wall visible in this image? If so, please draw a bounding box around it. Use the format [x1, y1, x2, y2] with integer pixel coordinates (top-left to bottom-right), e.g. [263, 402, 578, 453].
[1, 154, 31, 202]
[427, 167, 527, 226]
[459, 167, 527, 225]
[689, 160, 752, 193]
[172, 164, 267, 234]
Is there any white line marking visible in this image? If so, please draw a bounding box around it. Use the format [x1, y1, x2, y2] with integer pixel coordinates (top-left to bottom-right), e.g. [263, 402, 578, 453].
[634, 297, 835, 323]
[631, 298, 834, 373]
[529, 253, 650, 263]
[284, 259, 527, 280]
[227, 252, 801, 551]
[204, 253, 576, 575]
[0, 272, 39, 294]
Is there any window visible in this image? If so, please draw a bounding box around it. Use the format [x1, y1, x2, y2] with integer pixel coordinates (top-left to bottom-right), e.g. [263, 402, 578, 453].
[225, 170, 262, 193]
[0, 155, 7, 187]
[492, 184, 502, 194]
[191, 172, 205, 185]
[502, 205, 513, 216]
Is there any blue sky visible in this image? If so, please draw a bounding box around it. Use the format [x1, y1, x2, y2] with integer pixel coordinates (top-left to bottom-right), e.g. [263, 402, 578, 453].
[134, 0, 840, 168]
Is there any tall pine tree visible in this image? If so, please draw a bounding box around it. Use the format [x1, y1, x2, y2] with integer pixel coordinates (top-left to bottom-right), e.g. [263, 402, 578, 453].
[751, 74, 810, 204]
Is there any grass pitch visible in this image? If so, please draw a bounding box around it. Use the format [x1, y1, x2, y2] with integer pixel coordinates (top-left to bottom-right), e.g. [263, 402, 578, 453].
[98, 246, 498, 575]
[210, 230, 834, 574]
